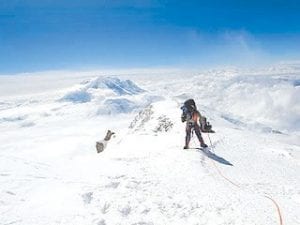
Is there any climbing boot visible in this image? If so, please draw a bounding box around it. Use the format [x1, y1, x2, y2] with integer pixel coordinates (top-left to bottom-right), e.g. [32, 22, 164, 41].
[201, 143, 208, 148]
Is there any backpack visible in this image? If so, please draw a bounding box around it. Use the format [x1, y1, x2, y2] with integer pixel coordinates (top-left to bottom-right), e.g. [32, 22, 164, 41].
[181, 99, 196, 122]
[200, 116, 214, 133]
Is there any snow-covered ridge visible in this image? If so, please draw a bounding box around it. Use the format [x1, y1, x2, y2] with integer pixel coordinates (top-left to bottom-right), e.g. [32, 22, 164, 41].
[0, 71, 300, 225]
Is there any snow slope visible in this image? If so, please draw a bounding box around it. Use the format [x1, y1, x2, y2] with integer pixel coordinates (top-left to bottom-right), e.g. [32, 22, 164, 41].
[0, 69, 299, 225]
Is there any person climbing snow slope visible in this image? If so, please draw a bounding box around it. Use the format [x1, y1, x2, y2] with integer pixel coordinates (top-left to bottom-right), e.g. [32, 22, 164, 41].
[181, 99, 208, 149]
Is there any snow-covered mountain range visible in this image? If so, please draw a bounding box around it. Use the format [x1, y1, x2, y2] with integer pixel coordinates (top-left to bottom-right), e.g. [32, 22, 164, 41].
[0, 67, 299, 225]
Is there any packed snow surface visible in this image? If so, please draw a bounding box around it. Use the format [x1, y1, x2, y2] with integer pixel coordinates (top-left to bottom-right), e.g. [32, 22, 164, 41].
[0, 68, 300, 225]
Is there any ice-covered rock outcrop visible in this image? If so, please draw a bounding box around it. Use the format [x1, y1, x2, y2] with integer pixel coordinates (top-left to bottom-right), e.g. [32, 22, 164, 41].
[129, 101, 176, 134]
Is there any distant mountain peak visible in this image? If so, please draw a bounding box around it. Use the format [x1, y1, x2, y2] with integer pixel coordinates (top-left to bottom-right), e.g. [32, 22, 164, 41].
[85, 76, 145, 96]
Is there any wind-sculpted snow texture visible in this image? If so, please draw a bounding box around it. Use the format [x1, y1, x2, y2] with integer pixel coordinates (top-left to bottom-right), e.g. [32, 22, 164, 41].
[0, 68, 300, 225]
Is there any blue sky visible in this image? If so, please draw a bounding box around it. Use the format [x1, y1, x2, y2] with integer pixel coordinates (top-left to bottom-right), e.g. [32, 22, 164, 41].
[0, 0, 300, 74]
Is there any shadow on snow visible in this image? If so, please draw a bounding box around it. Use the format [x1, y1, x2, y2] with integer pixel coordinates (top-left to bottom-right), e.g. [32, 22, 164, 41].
[195, 148, 233, 166]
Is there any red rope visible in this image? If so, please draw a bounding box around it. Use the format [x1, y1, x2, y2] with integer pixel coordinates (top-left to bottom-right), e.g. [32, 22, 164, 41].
[206, 133, 284, 225]
[264, 195, 284, 225]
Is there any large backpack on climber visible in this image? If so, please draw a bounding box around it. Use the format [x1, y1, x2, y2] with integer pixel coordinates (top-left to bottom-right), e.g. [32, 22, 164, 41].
[180, 99, 196, 122]
[199, 116, 215, 133]
[180, 99, 215, 133]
